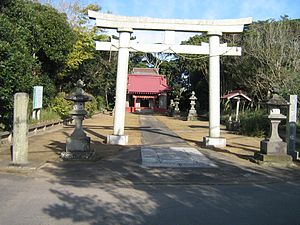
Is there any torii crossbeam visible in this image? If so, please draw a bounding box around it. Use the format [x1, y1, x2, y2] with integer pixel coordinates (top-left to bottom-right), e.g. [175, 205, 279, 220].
[89, 11, 252, 146]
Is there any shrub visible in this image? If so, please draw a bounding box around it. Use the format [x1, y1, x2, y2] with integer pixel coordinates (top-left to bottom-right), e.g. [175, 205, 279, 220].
[238, 109, 269, 137]
[50, 92, 72, 119]
[49, 92, 98, 119]
[85, 94, 98, 118]
[96, 95, 106, 112]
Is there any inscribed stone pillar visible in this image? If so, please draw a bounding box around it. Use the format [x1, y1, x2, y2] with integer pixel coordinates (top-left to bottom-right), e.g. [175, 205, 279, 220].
[287, 95, 298, 158]
[12, 93, 29, 164]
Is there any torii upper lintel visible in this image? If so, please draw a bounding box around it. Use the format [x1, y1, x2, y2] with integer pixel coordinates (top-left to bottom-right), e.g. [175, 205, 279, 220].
[88, 10, 252, 33]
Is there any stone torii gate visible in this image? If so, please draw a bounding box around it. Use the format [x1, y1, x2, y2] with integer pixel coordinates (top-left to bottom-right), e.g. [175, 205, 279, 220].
[89, 11, 252, 146]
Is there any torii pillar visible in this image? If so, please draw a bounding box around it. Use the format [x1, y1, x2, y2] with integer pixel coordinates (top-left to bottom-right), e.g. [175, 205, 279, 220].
[107, 28, 132, 145]
[203, 31, 226, 147]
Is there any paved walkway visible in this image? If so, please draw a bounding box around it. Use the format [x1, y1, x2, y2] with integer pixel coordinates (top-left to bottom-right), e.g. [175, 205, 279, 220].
[140, 115, 217, 168]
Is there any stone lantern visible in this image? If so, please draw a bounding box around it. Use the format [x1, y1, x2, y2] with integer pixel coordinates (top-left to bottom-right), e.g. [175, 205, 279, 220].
[167, 99, 175, 116]
[187, 91, 198, 121]
[254, 88, 292, 164]
[173, 96, 180, 118]
[61, 79, 95, 160]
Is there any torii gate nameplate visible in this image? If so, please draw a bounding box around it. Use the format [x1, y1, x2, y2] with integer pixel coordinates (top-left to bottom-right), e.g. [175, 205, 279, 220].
[89, 11, 252, 146]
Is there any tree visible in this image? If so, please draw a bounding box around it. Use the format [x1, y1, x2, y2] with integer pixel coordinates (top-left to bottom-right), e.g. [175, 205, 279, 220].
[225, 18, 300, 105]
[175, 34, 210, 112]
[48, 2, 118, 108]
[0, 0, 76, 129]
[0, 13, 34, 129]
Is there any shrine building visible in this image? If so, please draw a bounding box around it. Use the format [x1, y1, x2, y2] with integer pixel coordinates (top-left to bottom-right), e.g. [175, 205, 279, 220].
[126, 68, 171, 113]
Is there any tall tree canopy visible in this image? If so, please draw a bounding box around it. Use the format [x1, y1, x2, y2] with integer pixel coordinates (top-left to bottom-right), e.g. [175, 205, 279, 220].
[226, 17, 300, 103]
[0, 0, 75, 129]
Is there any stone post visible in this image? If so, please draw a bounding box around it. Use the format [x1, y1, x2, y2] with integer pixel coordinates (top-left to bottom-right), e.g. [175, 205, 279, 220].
[173, 96, 180, 118]
[187, 91, 198, 121]
[203, 32, 226, 147]
[12, 93, 29, 165]
[287, 95, 298, 159]
[107, 28, 132, 145]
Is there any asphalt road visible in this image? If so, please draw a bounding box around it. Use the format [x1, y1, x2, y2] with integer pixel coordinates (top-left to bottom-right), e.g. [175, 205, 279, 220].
[0, 173, 299, 225]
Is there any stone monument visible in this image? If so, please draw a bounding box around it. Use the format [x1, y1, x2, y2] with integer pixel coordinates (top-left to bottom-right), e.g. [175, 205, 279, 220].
[254, 89, 293, 164]
[286, 95, 299, 160]
[61, 80, 95, 160]
[187, 91, 198, 121]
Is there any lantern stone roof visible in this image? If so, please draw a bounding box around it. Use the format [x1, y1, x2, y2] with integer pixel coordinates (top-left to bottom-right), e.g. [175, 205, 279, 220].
[221, 90, 251, 101]
[127, 68, 171, 94]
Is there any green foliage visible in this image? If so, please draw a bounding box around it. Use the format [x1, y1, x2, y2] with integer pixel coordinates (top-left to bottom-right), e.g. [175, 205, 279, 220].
[0, 12, 34, 129]
[2, 0, 76, 78]
[34, 4, 75, 64]
[59, 3, 106, 79]
[49, 92, 98, 119]
[175, 34, 210, 112]
[50, 92, 72, 119]
[80, 51, 118, 108]
[96, 96, 107, 112]
[85, 94, 98, 118]
[224, 18, 300, 105]
[238, 109, 269, 137]
[0, 0, 75, 129]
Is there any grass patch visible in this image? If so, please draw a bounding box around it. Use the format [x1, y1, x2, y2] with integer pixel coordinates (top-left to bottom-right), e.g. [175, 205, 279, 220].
[29, 108, 61, 125]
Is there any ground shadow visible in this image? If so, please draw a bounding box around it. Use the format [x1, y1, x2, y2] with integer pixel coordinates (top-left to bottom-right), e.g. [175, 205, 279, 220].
[42, 182, 300, 225]
[85, 128, 107, 141]
[227, 143, 259, 153]
[140, 127, 201, 146]
[15, 114, 300, 224]
[40, 145, 300, 225]
[196, 140, 256, 161]
[46, 141, 65, 156]
[189, 125, 226, 131]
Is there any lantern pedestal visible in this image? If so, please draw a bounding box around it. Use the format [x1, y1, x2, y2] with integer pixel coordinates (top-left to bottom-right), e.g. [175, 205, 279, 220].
[62, 136, 93, 160]
[254, 108, 292, 165]
[62, 115, 94, 160]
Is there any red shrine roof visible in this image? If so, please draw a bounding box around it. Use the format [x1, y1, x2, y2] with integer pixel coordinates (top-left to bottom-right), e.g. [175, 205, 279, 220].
[127, 68, 170, 94]
[221, 90, 252, 101]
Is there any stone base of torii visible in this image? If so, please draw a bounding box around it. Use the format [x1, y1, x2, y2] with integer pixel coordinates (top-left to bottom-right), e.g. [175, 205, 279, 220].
[89, 11, 252, 147]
